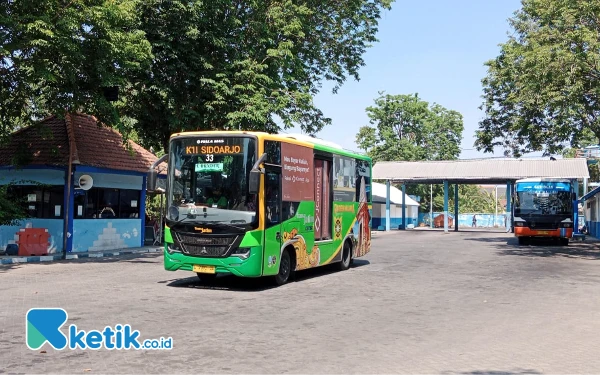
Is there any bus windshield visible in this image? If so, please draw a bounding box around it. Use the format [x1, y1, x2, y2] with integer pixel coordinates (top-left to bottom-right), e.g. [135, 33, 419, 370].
[514, 189, 573, 215]
[166, 136, 258, 227]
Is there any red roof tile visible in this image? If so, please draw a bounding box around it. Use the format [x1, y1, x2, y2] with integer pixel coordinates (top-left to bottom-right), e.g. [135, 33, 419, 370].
[0, 116, 70, 167]
[0, 113, 167, 175]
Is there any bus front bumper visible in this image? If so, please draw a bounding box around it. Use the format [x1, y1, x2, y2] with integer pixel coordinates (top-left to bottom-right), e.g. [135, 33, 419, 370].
[163, 246, 263, 277]
[514, 227, 573, 238]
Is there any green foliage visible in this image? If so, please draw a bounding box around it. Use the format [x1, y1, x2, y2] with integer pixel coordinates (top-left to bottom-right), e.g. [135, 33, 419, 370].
[405, 184, 504, 214]
[0, 185, 27, 226]
[476, 0, 600, 157]
[145, 193, 164, 222]
[356, 92, 464, 162]
[0, 0, 153, 138]
[128, 0, 393, 152]
[0, 181, 30, 226]
[431, 185, 504, 214]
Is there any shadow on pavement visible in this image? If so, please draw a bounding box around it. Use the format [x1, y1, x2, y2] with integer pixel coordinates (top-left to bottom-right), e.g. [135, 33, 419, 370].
[464, 235, 600, 260]
[0, 252, 163, 273]
[160, 258, 370, 292]
[442, 370, 542, 375]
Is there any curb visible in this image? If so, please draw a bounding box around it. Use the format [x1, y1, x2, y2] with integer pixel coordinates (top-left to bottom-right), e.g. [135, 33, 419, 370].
[0, 247, 162, 265]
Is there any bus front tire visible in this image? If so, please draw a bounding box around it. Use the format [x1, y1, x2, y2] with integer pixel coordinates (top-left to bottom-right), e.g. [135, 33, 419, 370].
[339, 241, 351, 271]
[560, 238, 569, 246]
[517, 237, 528, 245]
[273, 249, 293, 286]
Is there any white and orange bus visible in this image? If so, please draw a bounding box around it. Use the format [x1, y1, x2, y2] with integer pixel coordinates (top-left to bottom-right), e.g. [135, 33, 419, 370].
[513, 178, 576, 245]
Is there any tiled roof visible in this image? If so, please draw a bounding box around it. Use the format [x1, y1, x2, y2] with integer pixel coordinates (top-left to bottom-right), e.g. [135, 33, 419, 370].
[0, 113, 167, 174]
[372, 158, 590, 184]
[0, 116, 71, 167]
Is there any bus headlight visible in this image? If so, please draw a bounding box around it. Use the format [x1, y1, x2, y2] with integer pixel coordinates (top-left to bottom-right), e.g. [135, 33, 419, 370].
[167, 244, 182, 254]
[560, 219, 573, 228]
[232, 247, 251, 259]
[514, 222, 525, 227]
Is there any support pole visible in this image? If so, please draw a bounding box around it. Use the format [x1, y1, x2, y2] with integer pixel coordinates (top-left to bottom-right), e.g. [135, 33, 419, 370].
[386, 180, 391, 232]
[506, 181, 512, 233]
[454, 184, 459, 232]
[574, 179, 579, 234]
[444, 180, 449, 233]
[430, 184, 433, 229]
[495, 185, 498, 227]
[402, 184, 406, 230]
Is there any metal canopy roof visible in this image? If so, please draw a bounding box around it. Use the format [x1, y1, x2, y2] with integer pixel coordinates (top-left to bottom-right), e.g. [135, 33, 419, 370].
[372, 158, 590, 184]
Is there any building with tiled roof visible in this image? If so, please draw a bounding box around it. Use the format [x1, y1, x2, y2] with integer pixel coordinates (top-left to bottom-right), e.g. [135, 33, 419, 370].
[0, 113, 166, 256]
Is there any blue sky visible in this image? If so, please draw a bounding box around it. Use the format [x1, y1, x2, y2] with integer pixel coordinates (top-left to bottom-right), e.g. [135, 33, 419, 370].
[286, 0, 530, 159]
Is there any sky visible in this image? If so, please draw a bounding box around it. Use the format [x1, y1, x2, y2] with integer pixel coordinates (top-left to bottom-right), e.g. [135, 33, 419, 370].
[284, 0, 535, 160]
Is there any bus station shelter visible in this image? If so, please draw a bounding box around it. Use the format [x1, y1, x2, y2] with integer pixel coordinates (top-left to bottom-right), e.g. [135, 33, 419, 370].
[372, 158, 591, 233]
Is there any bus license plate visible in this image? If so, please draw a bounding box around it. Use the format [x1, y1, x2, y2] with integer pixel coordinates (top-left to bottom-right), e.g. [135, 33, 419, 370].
[193, 265, 215, 274]
[537, 231, 549, 235]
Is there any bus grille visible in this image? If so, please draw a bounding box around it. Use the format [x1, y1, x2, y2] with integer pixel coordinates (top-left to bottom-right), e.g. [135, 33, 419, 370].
[174, 233, 239, 257]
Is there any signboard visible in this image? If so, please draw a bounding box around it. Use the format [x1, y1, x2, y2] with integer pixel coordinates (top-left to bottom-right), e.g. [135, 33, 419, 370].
[185, 145, 242, 155]
[516, 182, 571, 193]
[195, 163, 224, 172]
[281, 143, 314, 201]
[184, 138, 244, 155]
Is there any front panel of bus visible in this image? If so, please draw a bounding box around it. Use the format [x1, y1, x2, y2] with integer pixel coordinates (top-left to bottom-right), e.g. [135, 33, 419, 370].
[513, 181, 574, 238]
[162, 134, 266, 277]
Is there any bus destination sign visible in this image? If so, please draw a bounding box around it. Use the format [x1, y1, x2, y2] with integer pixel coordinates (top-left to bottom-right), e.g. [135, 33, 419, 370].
[184, 138, 244, 155]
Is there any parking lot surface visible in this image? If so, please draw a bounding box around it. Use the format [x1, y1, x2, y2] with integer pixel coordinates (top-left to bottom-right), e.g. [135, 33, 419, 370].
[1, 229, 600, 374]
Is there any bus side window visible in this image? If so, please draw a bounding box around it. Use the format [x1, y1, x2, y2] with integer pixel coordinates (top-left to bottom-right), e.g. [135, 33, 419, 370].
[265, 172, 281, 226]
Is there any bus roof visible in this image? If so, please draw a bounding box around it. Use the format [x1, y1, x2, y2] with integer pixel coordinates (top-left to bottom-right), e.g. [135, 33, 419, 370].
[169, 130, 370, 160]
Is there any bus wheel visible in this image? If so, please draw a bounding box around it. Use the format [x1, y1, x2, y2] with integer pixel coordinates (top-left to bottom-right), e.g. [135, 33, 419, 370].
[197, 273, 217, 283]
[274, 249, 292, 286]
[517, 237, 527, 245]
[560, 238, 569, 246]
[339, 241, 351, 271]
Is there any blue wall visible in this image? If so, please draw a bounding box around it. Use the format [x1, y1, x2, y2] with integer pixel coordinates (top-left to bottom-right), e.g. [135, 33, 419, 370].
[0, 167, 147, 254]
[0, 168, 65, 185]
[372, 217, 417, 229]
[419, 213, 509, 228]
[0, 219, 64, 254]
[72, 219, 142, 252]
[73, 171, 143, 190]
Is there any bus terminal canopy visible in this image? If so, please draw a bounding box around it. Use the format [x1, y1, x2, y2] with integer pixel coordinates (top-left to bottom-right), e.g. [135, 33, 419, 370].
[372, 158, 590, 184]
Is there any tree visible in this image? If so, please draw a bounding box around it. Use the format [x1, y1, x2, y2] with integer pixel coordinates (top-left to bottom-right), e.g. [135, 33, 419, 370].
[475, 0, 600, 157]
[128, 0, 394, 152]
[0, 183, 27, 226]
[0, 0, 153, 140]
[356, 92, 463, 162]
[433, 185, 504, 214]
[356, 92, 464, 212]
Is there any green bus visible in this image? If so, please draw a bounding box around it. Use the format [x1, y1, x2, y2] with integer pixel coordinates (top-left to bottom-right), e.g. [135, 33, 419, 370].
[147, 131, 373, 285]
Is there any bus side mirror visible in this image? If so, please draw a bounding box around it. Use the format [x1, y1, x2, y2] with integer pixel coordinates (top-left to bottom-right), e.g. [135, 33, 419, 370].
[147, 170, 158, 191]
[249, 170, 261, 195]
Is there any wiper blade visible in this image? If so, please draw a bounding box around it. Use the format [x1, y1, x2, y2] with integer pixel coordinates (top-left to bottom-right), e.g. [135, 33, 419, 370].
[205, 221, 247, 231]
[167, 213, 217, 227]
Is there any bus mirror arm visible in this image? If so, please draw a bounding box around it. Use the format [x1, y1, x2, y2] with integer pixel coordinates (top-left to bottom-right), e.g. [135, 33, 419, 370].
[147, 154, 168, 192]
[251, 153, 267, 171]
[249, 153, 267, 195]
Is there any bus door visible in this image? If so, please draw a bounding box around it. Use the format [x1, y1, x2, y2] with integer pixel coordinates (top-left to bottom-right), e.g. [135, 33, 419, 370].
[262, 168, 282, 276]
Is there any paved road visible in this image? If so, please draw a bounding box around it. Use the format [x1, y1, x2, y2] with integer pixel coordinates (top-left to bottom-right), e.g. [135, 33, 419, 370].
[1, 230, 600, 374]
